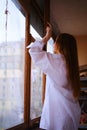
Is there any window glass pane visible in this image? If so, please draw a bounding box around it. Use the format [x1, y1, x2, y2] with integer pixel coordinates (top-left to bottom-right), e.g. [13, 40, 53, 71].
[0, 0, 25, 129]
[30, 26, 42, 119]
[31, 62, 42, 119]
[47, 37, 54, 53]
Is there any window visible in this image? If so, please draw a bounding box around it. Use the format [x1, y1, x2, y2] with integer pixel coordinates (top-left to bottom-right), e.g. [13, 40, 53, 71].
[30, 26, 54, 120]
[30, 26, 43, 120]
[47, 37, 54, 53]
[0, 0, 25, 129]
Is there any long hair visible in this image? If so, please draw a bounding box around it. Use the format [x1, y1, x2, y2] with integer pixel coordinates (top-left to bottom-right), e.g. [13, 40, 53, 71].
[56, 33, 80, 99]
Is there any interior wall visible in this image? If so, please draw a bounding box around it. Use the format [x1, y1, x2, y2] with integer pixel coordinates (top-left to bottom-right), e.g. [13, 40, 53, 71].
[75, 35, 87, 66]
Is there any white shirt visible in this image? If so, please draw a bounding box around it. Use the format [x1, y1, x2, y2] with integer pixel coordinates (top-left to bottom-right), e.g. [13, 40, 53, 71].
[27, 40, 81, 130]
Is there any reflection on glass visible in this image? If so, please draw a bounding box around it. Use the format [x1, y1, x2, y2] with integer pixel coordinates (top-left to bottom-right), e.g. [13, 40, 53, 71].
[0, 0, 25, 129]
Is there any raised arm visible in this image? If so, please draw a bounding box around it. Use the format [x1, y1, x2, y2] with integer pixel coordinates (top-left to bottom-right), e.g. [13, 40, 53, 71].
[42, 23, 52, 44]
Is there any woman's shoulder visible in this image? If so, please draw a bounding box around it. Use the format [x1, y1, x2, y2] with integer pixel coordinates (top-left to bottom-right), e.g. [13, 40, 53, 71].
[48, 52, 64, 61]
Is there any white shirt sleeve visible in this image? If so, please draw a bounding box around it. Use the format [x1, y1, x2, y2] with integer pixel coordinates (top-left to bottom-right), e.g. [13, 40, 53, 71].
[27, 40, 63, 79]
[27, 40, 51, 74]
[27, 40, 70, 92]
[26, 40, 44, 50]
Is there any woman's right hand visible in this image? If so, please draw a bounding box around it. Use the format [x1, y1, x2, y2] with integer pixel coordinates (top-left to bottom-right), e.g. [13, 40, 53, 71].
[42, 23, 52, 44]
[45, 23, 52, 39]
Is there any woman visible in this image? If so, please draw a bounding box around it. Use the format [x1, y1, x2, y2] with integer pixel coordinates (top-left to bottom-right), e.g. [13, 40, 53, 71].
[27, 24, 81, 130]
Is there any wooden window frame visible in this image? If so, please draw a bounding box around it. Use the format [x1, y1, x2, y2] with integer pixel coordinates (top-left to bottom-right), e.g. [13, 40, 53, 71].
[7, 0, 50, 129]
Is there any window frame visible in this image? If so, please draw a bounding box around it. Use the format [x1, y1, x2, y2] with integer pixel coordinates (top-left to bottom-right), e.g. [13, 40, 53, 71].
[7, 0, 50, 129]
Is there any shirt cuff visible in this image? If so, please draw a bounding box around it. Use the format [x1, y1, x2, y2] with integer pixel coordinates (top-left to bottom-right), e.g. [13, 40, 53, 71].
[26, 40, 45, 49]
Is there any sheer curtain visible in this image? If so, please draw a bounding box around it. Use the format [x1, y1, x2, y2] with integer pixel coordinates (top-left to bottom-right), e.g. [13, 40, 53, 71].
[0, 0, 25, 129]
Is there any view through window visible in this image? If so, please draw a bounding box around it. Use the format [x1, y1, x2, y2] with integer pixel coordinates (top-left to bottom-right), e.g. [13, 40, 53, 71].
[0, 0, 25, 129]
[30, 26, 43, 119]
[30, 28, 54, 119]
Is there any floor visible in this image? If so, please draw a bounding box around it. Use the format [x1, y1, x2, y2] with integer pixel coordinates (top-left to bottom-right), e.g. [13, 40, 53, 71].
[31, 128, 87, 130]
[30, 128, 44, 130]
[30, 123, 87, 130]
[30, 127, 87, 130]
